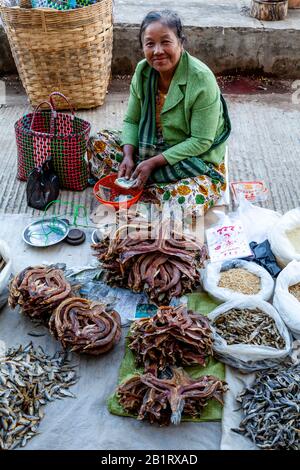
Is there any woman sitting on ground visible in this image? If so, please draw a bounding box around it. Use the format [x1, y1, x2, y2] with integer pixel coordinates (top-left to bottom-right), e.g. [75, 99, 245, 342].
[89, 9, 231, 213]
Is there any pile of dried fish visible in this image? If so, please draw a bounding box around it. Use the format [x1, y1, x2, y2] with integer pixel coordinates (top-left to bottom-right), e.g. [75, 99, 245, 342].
[92, 219, 207, 305]
[0, 342, 77, 450]
[8, 266, 71, 322]
[289, 282, 300, 302]
[129, 305, 213, 373]
[117, 366, 227, 426]
[213, 308, 285, 349]
[49, 297, 121, 355]
[233, 364, 300, 450]
[0, 255, 6, 274]
[218, 268, 261, 295]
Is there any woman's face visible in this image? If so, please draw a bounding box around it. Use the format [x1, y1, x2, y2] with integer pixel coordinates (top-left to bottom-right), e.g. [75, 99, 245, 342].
[142, 21, 183, 75]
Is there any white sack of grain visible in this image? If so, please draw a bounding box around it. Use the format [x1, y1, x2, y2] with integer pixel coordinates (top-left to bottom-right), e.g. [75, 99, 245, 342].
[274, 260, 300, 339]
[202, 259, 274, 303]
[268, 207, 300, 268]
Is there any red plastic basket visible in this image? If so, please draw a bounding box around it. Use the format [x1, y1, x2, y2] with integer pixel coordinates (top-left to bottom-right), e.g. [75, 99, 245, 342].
[93, 174, 143, 208]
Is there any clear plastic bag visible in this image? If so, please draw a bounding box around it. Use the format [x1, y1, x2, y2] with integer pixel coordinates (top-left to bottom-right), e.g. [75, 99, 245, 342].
[236, 198, 281, 244]
[273, 260, 300, 339]
[202, 259, 274, 303]
[268, 207, 300, 268]
[208, 298, 292, 372]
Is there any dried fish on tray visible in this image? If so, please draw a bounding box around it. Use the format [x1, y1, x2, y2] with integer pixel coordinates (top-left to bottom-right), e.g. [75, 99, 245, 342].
[232, 364, 300, 450]
[208, 299, 292, 372]
[128, 305, 213, 373]
[49, 297, 121, 355]
[0, 342, 77, 450]
[117, 366, 227, 426]
[8, 265, 72, 322]
[92, 219, 207, 306]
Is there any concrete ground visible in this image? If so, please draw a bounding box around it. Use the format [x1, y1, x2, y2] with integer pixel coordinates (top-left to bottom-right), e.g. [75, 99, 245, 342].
[0, 76, 299, 216]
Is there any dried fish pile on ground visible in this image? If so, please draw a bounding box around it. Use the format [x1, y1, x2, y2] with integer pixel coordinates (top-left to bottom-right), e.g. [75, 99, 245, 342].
[233, 364, 300, 450]
[0, 342, 77, 450]
[0, 255, 6, 274]
[117, 366, 227, 426]
[128, 305, 213, 373]
[92, 219, 207, 305]
[49, 297, 121, 355]
[213, 308, 285, 349]
[289, 282, 300, 302]
[8, 266, 71, 322]
[218, 268, 261, 295]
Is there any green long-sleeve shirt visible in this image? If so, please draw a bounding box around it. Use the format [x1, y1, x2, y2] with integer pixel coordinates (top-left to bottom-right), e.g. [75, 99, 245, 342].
[122, 50, 228, 166]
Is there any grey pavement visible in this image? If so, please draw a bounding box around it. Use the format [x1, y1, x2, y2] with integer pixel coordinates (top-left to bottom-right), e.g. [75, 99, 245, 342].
[0, 79, 300, 216]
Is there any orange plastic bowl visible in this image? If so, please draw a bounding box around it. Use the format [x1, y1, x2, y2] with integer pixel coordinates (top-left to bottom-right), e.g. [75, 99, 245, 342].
[93, 174, 143, 209]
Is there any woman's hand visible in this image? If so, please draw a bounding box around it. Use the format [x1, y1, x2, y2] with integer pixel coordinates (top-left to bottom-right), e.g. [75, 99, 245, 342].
[131, 154, 167, 189]
[118, 154, 135, 179]
[130, 160, 155, 189]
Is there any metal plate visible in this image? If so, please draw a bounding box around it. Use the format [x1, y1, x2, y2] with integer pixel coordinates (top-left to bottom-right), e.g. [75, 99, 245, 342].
[22, 218, 69, 247]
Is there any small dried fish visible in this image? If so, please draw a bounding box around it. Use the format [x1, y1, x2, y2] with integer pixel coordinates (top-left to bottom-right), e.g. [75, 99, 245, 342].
[213, 308, 285, 349]
[0, 342, 78, 450]
[0, 255, 6, 273]
[232, 364, 300, 450]
[289, 282, 300, 302]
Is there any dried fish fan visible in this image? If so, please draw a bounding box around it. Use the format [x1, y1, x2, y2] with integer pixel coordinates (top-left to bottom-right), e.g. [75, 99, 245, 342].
[117, 367, 227, 426]
[8, 265, 72, 321]
[92, 219, 207, 305]
[128, 305, 213, 373]
[49, 297, 121, 355]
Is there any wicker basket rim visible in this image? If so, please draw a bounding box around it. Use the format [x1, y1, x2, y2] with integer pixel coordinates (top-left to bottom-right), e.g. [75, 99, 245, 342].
[0, 0, 111, 17]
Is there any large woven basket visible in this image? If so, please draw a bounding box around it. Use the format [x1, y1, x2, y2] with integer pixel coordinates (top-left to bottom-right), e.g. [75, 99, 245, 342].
[0, 0, 113, 109]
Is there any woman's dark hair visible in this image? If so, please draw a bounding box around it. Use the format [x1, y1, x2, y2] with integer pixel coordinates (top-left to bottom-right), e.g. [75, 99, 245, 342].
[139, 10, 186, 48]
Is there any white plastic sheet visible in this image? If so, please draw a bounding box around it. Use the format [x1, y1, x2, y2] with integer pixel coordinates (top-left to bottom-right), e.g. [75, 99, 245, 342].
[0, 239, 13, 310]
[0, 214, 222, 450]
